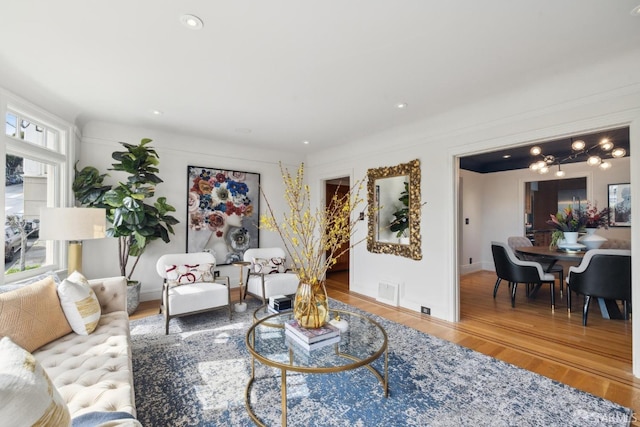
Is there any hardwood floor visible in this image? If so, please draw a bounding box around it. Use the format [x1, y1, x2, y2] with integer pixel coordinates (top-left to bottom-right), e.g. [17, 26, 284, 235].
[131, 270, 639, 424]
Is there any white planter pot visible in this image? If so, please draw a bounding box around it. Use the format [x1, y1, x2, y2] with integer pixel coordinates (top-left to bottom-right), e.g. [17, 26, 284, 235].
[126, 282, 141, 315]
[562, 232, 579, 245]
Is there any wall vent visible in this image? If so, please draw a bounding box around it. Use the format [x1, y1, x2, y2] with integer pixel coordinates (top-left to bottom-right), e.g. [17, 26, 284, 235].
[377, 280, 399, 306]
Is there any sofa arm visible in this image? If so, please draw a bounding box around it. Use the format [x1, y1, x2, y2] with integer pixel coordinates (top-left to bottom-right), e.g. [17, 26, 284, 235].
[88, 276, 127, 314]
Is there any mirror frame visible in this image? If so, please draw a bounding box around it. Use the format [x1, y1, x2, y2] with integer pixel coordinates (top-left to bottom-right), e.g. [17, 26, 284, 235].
[366, 158, 422, 260]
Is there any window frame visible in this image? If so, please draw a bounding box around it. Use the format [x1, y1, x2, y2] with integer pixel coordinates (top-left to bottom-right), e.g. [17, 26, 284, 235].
[1, 88, 77, 283]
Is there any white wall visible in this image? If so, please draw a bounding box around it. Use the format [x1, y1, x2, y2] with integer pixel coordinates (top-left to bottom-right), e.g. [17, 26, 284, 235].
[79, 121, 305, 301]
[459, 170, 484, 275]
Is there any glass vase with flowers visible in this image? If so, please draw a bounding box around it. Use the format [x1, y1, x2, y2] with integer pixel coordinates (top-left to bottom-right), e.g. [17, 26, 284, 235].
[260, 163, 366, 328]
[547, 206, 587, 248]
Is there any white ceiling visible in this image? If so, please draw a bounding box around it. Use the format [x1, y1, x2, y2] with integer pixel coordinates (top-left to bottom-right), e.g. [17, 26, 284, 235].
[1, 1, 639, 153]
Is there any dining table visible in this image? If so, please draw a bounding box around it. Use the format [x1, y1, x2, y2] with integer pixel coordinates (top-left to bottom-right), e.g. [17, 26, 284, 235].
[514, 246, 623, 320]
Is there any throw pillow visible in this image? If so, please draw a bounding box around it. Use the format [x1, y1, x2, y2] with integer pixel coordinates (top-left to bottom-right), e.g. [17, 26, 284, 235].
[252, 257, 287, 274]
[0, 337, 71, 427]
[269, 256, 287, 273]
[165, 263, 215, 285]
[67, 270, 90, 287]
[57, 276, 101, 335]
[0, 276, 72, 352]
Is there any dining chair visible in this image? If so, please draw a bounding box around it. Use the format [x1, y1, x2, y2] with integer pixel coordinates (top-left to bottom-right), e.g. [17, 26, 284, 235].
[491, 241, 557, 310]
[507, 236, 565, 298]
[565, 249, 631, 326]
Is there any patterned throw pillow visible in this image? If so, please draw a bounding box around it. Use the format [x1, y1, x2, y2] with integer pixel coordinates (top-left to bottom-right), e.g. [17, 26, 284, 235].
[0, 276, 72, 352]
[0, 337, 71, 427]
[165, 263, 215, 286]
[252, 257, 287, 274]
[57, 271, 101, 335]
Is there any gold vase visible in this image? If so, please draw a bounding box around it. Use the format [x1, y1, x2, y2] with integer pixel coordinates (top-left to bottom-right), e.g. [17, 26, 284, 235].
[293, 281, 329, 329]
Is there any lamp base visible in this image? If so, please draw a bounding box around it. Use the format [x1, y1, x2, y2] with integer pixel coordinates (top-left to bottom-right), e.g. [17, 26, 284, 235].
[68, 241, 83, 275]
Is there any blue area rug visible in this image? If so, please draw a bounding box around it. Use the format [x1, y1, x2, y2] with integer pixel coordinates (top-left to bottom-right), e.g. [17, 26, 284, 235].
[130, 298, 632, 426]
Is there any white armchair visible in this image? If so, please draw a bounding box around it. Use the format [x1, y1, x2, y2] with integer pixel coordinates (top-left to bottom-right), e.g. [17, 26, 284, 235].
[243, 248, 299, 304]
[156, 252, 231, 334]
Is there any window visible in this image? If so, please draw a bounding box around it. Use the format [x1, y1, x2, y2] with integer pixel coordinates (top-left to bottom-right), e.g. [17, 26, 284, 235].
[2, 92, 73, 283]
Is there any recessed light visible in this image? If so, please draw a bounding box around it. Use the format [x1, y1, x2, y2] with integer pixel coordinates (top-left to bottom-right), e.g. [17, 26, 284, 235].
[631, 5, 640, 16]
[180, 14, 204, 29]
[303, 140, 310, 145]
[396, 102, 408, 109]
[502, 154, 511, 159]
[151, 109, 163, 116]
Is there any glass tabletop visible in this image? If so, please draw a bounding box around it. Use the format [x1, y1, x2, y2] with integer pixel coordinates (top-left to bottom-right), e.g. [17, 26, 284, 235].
[246, 308, 387, 373]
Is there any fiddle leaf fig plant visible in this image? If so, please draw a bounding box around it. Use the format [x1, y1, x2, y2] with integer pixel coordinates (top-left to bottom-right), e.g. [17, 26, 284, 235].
[73, 138, 179, 283]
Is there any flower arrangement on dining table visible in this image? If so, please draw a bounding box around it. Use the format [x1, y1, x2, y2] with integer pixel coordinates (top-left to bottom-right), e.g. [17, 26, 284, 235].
[547, 203, 609, 248]
[260, 162, 366, 328]
[582, 202, 610, 229]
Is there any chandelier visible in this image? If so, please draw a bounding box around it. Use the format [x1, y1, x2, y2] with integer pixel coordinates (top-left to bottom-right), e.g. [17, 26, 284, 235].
[529, 137, 626, 177]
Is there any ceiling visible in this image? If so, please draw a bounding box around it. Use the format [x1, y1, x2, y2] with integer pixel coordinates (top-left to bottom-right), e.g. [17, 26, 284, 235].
[1, 1, 640, 154]
[460, 127, 631, 173]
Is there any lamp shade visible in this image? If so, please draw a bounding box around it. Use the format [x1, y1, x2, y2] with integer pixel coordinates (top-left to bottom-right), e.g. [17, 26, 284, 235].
[39, 208, 106, 241]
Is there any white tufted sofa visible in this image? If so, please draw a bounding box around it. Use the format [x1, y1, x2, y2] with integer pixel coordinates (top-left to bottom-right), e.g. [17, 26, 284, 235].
[32, 276, 139, 425]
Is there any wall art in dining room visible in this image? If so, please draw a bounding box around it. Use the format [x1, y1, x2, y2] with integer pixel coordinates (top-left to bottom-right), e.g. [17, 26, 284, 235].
[187, 166, 260, 264]
[608, 183, 631, 227]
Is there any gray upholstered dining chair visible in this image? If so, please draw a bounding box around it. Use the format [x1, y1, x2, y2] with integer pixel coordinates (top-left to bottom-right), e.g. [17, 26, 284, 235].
[491, 241, 557, 310]
[565, 249, 631, 326]
[507, 236, 565, 298]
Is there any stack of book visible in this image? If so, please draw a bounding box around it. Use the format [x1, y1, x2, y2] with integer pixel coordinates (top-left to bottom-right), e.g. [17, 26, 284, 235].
[284, 319, 340, 351]
[267, 295, 292, 313]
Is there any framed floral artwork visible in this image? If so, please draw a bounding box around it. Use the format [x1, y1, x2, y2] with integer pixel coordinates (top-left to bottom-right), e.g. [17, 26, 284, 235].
[608, 183, 631, 227]
[187, 166, 260, 264]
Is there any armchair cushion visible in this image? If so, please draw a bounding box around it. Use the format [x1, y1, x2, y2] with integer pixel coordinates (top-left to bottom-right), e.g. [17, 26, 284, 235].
[167, 282, 230, 316]
[165, 263, 215, 286]
[246, 273, 299, 300]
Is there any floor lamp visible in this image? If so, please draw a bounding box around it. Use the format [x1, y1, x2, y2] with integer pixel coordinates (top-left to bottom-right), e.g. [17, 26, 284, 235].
[39, 207, 106, 275]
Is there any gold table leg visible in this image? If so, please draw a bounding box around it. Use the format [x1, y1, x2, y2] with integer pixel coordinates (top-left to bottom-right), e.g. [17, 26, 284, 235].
[281, 368, 287, 426]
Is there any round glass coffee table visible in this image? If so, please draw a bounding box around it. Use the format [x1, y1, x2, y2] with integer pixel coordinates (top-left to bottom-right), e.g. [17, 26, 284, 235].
[245, 308, 388, 426]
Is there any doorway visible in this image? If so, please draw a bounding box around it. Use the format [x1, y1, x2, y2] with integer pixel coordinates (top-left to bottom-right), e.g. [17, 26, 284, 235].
[455, 124, 634, 374]
[325, 177, 350, 292]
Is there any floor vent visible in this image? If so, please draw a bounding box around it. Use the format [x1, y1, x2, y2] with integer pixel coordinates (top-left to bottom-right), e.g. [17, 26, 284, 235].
[377, 280, 399, 306]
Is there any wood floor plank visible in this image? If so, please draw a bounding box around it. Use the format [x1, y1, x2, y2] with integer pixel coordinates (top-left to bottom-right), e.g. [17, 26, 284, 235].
[325, 270, 639, 425]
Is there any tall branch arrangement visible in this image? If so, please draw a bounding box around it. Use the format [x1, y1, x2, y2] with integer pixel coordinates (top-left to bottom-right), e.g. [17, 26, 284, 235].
[260, 163, 366, 285]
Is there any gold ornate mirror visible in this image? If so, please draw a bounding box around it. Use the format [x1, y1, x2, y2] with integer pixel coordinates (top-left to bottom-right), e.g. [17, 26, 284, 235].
[366, 158, 422, 260]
